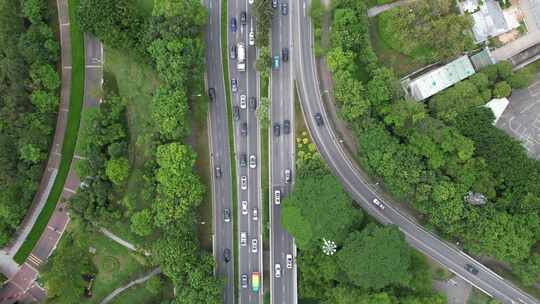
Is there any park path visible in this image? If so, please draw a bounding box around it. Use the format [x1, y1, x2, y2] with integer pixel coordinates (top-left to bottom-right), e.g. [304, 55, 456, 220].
[100, 228, 152, 256]
[367, 0, 417, 17]
[99, 267, 161, 304]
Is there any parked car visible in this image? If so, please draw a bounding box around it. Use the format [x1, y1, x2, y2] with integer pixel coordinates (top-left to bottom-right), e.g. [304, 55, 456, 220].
[286, 254, 293, 269]
[241, 122, 248, 136]
[223, 208, 231, 223]
[240, 153, 247, 167]
[208, 87, 216, 101]
[275, 263, 281, 278]
[242, 200, 248, 215]
[233, 105, 240, 121]
[284, 169, 291, 183]
[314, 112, 324, 126]
[241, 232, 247, 246]
[282, 47, 289, 62]
[252, 208, 258, 221]
[241, 175, 248, 190]
[249, 155, 257, 169]
[231, 78, 238, 93]
[240, 94, 247, 109]
[283, 119, 290, 134]
[241, 274, 248, 288]
[272, 0, 278, 8]
[251, 238, 258, 253]
[372, 198, 385, 210]
[273, 55, 280, 70]
[273, 123, 281, 137]
[224, 249, 231, 262]
[274, 189, 281, 205]
[465, 264, 479, 275]
[281, 2, 288, 15]
[249, 96, 257, 111]
[230, 45, 237, 59]
[240, 11, 247, 26]
[230, 17, 237, 32]
[215, 166, 222, 178]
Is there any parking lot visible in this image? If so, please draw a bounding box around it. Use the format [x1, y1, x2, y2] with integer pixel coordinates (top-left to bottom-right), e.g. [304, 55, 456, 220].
[496, 74, 540, 159]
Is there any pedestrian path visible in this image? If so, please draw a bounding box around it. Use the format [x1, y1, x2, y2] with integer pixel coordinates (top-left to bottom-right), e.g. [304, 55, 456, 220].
[99, 268, 161, 304]
[367, 0, 417, 17]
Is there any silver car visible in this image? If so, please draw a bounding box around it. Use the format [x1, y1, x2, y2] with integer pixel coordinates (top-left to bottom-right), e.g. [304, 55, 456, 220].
[275, 263, 281, 278]
[249, 155, 257, 169]
[251, 238, 258, 253]
[252, 208, 258, 221]
[274, 189, 281, 205]
[286, 254, 293, 269]
[242, 200, 248, 215]
[241, 232, 247, 246]
[241, 176, 248, 190]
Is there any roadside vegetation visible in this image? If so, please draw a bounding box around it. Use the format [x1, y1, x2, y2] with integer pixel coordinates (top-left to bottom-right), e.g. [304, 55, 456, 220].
[321, 0, 540, 297]
[0, 0, 61, 247]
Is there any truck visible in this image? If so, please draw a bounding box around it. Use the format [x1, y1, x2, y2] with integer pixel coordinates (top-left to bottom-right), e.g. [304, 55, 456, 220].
[251, 272, 260, 292]
[237, 42, 246, 72]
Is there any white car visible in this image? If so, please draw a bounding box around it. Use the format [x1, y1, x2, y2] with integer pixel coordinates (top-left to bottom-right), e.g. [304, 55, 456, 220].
[275, 264, 281, 278]
[240, 232, 247, 246]
[242, 200, 248, 215]
[249, 31, 255, 46]
[241, 176, 248, 190]
[251, 238, 258, 253]
[286, 254, 293, 269]
[372, 198, 385, 210]
[284, 169, 291, 183]
[274, 190, 281, 205]
[252, 208, 258, 221]
[249, 0, 254, 4]
[249, 155, 257, 169]
[240, 94, 247, 109]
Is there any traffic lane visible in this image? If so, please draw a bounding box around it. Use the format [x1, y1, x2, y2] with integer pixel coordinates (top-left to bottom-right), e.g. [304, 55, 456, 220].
[293, 5, 538, 302]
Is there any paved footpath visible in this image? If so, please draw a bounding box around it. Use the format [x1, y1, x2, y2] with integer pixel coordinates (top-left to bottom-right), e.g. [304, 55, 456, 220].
[0, 0, 103, 301]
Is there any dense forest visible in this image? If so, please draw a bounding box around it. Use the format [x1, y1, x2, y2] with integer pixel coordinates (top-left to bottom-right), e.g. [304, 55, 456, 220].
[0, 0, 60, 246]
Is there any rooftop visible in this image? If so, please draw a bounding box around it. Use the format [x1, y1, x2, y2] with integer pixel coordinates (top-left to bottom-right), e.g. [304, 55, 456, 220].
[459, 0, 514, 43]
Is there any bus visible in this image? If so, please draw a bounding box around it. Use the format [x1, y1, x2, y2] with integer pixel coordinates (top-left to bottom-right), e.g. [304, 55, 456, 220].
[251, 272, 260, 292]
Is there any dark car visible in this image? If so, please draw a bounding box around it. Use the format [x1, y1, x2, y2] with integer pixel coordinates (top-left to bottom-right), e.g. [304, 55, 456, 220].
[249, 97, 257, 111]
[240, 11, 247, 26]
[241, 122, 248, 136]
[233, 105, 240, 121]
[230, 17, 237, 32]
[281, 2, 288, 15]
[223, 208, 231, 222]
[282, 47, 289, 62]
[314, 112, 324, 126]
[273, 123, 281, 137]
[272, 0, 278, 8]
[241, 274, 248, 289]
[230, 45, 237, 59]
[283, 119, 290, 134]
[240, 153, 247, 167]
[215, 166, 222, 178]
[224, 249, 231, 263]
[465, 264, 478, 275]
[208, 87, 216, 102]
[231, 78, 238, 93]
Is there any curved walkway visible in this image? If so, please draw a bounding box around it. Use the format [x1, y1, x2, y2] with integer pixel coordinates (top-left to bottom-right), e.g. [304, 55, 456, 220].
[367, 0, 416, 17]
[99, 267, 161, 304]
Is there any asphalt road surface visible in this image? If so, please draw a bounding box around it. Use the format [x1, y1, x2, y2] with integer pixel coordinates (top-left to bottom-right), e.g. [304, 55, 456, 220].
[228, 1, 264, 303]
[292, 1, 540, 304]
[203, 1, 235, 303]
[269, 2, 297, 304]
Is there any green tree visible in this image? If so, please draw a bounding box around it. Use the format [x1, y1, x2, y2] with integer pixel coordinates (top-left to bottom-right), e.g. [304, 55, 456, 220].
[338, 225, 412, 290]
[105, 157, 129, 185]
[256, 97, 270, 127]
[131, 209, 154, 236]
[145, 275, 162, 294]
[19, 143, 43, 163]
[508, 68, 533, 89]
[255, 46, 271, 78]
[31, 90, 58, 113]
[493, 81, 511, 98]
[151, 86, 189, 140]
[30, 63, 60, 91]
[21, 0, 47, 24]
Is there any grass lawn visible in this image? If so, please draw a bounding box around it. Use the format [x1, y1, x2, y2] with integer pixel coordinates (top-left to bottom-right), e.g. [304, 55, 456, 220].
[15, 0, 85, 263]
[108, 276, 174, 304]
[369, 15, 424, 77]
[467, 288, 493, 304]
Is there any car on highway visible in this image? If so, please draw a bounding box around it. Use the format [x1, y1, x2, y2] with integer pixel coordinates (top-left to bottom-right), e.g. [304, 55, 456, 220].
[240, 94, 247, 109]
[284, 169, 291, 183]
[283, 119, 290, 134]
[241, 274, 248, 288]
[281, 2, 288, 15]
[251, 272, 260, 292]
[241, 175, 248, 190]
[251, 238, 258, 253]
[249, 30, 255, 46]
[224, 248, 231, 263]
[314, 112, 324, 126]
[208, 87, 216, 101]
[231, 78, 238, 93]
[230, 45, 237, 59]
[215, 166, 222, 178]
[252, 208, 258, 221]
[249, 0, 254, 4]
[242, 200, 248, 215]
[230, 17, 237, 32]
[273, 123, 280, 137]
[240, 153, 247, 167]
[273, 55, 280, 70]
[249, 155, 257, 168]
[272, 0, 278, 8]
[282, 47, 289, 62]
[465, 264, 479, 275]
[223, 208, 231, 223]
[240, 11, 247, 26]
[286, 254, 293, 269]
[240, 232, 247, 246]
[249, 96, 257, 111]
[275, 263, 281, 278]
[274, 189, 281, 205]
[241, 122, 248, 136]
[233, 105, 240, 121]
[372, 198, 385, 210]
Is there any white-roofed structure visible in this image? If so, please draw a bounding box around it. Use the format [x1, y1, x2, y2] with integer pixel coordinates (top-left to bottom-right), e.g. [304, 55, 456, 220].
[402, 56, 476, 101]
[485, 97, 510, 123]
[459, 0, 516, 43]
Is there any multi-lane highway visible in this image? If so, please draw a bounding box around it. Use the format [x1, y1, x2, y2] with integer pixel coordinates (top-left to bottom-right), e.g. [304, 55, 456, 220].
[269, 2, 297, 304]
[292, 1, 539, 304]
[203, 1, 234, 303]
[228, 0, 264, 303]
